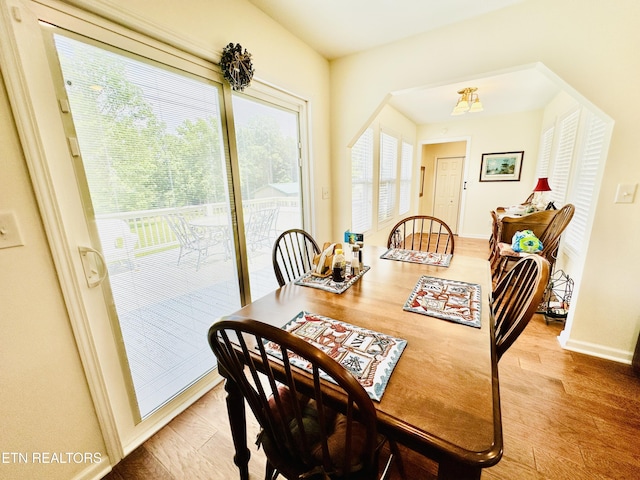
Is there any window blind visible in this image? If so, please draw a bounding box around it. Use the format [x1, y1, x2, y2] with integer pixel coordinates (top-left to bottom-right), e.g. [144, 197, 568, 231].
[549, 109, 580, 205]
[564, 113, 606, 255]
[378, 131, 398, 223]
[398, 141, 413, 215]
[351, 128, 373, 232]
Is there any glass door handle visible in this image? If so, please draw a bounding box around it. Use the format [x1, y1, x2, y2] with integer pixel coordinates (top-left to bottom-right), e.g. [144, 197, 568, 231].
[78, 246, 107, 288]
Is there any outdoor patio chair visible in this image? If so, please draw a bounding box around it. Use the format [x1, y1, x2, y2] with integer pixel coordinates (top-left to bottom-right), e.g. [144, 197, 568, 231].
[208, 316, 403, 480]
[96, 218, 138, 269]
[387, 215, 455, 254]
[246, 207, 279, 251]
[164, 213, 220, 270]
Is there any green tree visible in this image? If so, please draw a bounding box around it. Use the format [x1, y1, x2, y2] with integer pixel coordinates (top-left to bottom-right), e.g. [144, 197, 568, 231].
[164, 117, 226, 207]
[235, 115, 297, 200]
[56, 34, 296, 214]
[57, 36, 168, 213]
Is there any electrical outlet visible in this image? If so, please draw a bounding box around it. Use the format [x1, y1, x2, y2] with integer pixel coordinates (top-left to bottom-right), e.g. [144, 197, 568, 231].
[0, 211, 24, 249]
[322, 186, 330, 200]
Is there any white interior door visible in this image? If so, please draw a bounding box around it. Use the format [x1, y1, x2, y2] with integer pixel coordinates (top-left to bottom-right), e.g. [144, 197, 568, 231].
[433, 156, 464, 233]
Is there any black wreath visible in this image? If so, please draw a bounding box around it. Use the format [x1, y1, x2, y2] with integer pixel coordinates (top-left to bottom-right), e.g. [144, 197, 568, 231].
[220, 43, 254, 91]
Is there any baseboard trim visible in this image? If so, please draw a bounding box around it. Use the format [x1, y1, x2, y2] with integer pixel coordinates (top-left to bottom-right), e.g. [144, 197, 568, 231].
[458, 233, 487, 240]
[558, 332, 633, 365]
[70, 460, 111, 480]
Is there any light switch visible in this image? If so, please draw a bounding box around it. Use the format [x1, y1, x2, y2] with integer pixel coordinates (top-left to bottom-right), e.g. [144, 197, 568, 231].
[0, 211, 24, 249]
[614, 183, 637, 204]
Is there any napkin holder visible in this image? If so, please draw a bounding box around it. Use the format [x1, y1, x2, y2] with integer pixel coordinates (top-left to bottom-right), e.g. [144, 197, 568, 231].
[312, 242, 342, 278]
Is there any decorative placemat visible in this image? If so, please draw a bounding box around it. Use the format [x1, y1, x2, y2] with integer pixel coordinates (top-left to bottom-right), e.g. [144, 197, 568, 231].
[294, 266, 370, 294]
[403, 276, 481, 328]
[263, 311, 407, 401]
[380, 248, 452, 267]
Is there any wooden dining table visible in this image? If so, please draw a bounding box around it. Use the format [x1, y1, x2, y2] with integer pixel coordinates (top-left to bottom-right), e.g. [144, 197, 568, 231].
[217, 245, 502, 480]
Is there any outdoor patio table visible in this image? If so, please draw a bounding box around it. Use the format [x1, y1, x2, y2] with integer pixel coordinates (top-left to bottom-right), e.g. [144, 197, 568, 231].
[189, 214, 231, 259]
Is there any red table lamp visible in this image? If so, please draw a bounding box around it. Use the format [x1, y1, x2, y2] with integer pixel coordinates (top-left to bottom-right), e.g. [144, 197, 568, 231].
[533, 177, 551, 209]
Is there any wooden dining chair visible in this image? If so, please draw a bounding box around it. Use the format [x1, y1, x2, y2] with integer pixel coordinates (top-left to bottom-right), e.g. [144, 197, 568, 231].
[534, 203, 575, 268]
[272, 229, 321, 287]
[494, 204, 575, 282]
[208, 317, 402, 480]
[488, 210, 502, 274]
[522, 191, 535, 205]
[492, 255, 550, 360]
[387, 215, 455, 254]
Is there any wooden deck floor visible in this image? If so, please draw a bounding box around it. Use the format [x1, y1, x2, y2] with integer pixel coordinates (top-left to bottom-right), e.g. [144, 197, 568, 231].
[103, 237, 640, 479]
[109, 244, 278, 416]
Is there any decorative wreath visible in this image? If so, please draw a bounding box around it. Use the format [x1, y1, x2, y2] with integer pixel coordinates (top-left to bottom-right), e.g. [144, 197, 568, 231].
[219, 43, 254, 91]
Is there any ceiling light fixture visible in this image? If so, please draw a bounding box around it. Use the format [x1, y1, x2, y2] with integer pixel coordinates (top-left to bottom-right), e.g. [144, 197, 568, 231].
[451, 87, 483, 115]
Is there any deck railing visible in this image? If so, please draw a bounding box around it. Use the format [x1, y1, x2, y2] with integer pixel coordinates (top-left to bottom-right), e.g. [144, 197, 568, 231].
[95, 197, 298, 257]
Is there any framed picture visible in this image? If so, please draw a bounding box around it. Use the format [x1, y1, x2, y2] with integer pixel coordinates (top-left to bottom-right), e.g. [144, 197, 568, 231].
[419, 166, 426, 197]
[479, 151, 524, 182]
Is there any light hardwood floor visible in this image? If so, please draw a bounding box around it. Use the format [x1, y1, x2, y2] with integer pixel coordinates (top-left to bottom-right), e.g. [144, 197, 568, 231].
[103, 237, 640, 480]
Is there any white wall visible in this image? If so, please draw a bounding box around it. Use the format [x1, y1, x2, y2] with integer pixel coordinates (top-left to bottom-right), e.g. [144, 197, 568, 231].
[0, 0, 331, 478]
[0, 74, 106, 479]
[330, 0, 640, 361]
[418, 110, 544, 238]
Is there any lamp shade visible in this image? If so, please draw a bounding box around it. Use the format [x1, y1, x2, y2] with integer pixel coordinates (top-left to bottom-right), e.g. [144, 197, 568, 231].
[533, 177, 551, 192]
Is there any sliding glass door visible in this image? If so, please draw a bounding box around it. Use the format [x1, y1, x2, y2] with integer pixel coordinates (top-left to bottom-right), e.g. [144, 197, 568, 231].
[233, 95, 303, 301]
[50, 32, 240, 418]
[1, 0, 310, 459]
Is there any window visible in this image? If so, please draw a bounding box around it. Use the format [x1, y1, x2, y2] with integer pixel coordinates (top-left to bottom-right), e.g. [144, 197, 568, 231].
[378, 131, 398, 223]
[564, 112, 607, 255]
[398, 141, 414, 215]
[352, 127, 413, 232]
[549, 109, 579, 205]
[351, 128, 374, 232]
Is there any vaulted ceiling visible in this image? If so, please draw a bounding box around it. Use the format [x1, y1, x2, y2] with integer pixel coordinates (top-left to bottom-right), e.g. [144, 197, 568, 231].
[247, 0, 562, 124]
[248, 0, 525, 60]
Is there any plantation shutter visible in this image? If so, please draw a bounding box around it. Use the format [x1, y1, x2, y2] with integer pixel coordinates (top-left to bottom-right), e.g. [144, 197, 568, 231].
[549, 109, 579, 205]
[378, 131, 398, 223]
[564, 113, 607, 255]
[351, 128, 374, 232]
[398, 141, 413, 215]
[536, 126, 555, 178]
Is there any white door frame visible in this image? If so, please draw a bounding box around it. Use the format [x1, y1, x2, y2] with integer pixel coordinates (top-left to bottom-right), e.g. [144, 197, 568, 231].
[419, 136, 471, 236]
